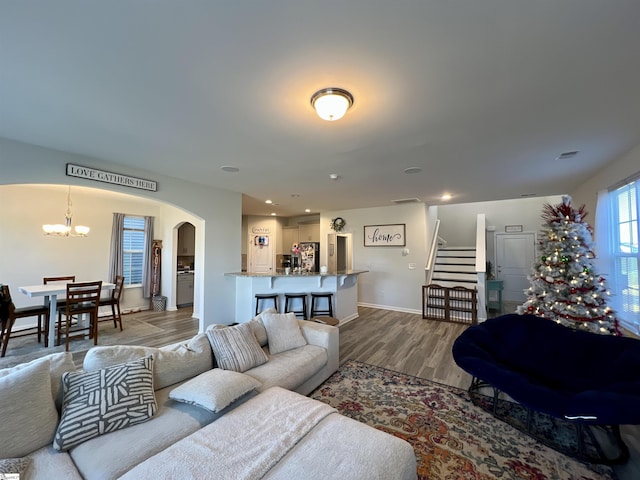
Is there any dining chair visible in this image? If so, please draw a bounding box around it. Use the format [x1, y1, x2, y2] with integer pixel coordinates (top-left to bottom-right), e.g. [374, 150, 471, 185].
[58, 281, 102, 352]
[43, 275, 75, 342]
[99, 275, 125, 331]
[0, 285, 50, 356]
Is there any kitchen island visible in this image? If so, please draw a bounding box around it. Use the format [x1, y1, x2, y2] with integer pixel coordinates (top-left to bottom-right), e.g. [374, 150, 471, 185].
[224, 270, 368, 325]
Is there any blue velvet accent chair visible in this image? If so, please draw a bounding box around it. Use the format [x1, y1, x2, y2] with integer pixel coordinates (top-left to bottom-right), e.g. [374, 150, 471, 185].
[452, 313, 640, 464]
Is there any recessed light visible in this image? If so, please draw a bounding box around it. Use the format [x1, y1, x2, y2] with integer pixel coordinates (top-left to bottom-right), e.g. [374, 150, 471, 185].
[271, 212, 277, 216]
[265, 199, 273, 204]
[404, 167, 422, 174]
[305, 209, 311, 213]
[220, 166, 240, 172]
[329, 174, 339, 180]
[441, 193, 452, 201]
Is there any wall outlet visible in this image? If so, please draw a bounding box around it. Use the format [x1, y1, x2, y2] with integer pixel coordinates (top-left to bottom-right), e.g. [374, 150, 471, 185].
[408, 263, 416, 270]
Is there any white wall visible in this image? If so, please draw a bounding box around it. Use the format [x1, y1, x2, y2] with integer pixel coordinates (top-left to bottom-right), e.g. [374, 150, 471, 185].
[572, 144, 640, 226]
[0, 137, 241, 332]
[320, 203, 428, 314]
[438, 195, 564, 265]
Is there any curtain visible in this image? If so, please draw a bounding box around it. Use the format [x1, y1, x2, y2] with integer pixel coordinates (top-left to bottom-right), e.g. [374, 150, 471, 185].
[108, 213, 125, 283]
[594, 189, 621, 315]
[142, 216, 154, 299]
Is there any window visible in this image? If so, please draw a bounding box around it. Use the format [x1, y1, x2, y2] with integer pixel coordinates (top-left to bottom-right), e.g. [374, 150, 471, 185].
[123, 216, 146, 286]
[610, 178, 640, 329]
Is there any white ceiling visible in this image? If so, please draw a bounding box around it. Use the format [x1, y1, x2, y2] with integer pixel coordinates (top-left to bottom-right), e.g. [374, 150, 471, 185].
[2, 1, 640, 216]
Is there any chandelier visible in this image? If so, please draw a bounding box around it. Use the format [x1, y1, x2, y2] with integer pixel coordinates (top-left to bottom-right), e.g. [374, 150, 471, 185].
[42, 186, 90, 237]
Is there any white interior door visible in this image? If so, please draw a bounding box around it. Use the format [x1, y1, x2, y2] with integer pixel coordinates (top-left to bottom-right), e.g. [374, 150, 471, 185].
[495, 232, 536, 302]
[249, 235, 273, 273]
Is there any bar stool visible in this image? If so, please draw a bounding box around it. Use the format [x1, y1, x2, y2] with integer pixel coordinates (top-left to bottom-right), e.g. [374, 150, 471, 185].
[255, 294, 279, 315]
[284, 293, 308, 319]
[310, 292, 333, 317]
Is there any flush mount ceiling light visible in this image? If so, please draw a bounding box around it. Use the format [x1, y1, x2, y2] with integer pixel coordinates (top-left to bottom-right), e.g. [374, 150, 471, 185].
[42, 186, 90, 237]
[311, 88, 354, 121]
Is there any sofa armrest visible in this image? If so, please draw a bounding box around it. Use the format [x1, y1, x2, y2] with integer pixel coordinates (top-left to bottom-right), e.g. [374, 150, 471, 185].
[299, 320, 338, 364]
[298, 320, 336, 349]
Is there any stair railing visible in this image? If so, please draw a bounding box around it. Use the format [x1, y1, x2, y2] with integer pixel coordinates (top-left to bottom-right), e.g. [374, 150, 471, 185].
[475, 213, 487, 321]
[425, 219, 441, 285]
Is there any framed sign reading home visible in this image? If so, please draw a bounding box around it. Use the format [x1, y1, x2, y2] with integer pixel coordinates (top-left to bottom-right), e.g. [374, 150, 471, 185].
[364, 224, 406, 247]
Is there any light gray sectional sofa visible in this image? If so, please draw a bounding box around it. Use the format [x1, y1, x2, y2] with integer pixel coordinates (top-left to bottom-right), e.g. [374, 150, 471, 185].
[0, 312, 417, 480]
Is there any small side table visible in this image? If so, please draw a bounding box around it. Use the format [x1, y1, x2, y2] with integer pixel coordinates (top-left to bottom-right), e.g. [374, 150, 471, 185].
[486, 280, 503, 313]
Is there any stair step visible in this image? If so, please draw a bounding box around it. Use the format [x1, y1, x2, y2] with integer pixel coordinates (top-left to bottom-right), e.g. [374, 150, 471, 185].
[433, 274, 476, 281]
[430, 279, 477, 289]
[433, 264, 476, 273]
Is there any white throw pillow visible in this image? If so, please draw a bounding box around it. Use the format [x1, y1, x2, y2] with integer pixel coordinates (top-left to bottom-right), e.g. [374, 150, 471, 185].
[249, 307, 276, 346]
[261, 312, 308, 355]
[0, 360, 59, 458]
[54, 356, 157, 451]
[206, 322, 268, 373]
[169, 368, 260, 413]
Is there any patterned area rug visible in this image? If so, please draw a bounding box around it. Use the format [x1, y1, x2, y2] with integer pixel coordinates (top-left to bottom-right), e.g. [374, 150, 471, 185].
[310, 360, 614, 480]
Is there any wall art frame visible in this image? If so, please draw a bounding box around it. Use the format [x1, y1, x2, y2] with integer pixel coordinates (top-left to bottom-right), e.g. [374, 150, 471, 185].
[364, 224, 406, 247]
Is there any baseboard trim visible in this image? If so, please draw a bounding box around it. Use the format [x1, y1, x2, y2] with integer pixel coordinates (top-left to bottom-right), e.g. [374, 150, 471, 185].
[358, 302, 422, 316]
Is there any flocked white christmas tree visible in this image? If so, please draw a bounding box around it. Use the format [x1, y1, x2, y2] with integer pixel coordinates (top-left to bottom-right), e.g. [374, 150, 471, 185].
[517, 195, 621, 335]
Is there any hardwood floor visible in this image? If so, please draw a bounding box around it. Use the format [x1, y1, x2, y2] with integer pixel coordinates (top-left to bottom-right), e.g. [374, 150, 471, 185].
[340, 306, 471, 389]
[2, 304, 638, 478]
[341, 306, 640, 480]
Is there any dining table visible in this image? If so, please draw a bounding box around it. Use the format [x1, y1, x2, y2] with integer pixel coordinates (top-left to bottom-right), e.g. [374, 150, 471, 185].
[19, 281, 115, 348]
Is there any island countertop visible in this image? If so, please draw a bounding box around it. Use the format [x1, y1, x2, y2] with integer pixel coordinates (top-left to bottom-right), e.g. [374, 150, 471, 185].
[224, 269, 368, 278]
[226, 270, 368, 324]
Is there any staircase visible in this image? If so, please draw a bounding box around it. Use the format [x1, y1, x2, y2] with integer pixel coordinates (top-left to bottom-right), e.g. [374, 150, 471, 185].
[423, 247, 479, 325]
[431, 247, 478, 289]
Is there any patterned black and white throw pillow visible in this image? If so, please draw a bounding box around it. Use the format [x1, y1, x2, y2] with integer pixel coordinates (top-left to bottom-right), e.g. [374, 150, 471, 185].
[53, 356, 157, 451]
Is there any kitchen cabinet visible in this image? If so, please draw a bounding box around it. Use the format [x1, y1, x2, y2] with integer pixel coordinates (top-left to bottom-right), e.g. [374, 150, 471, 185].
[177, 273, 194, 306]
[298, 223, 320, 242]
[178, 223, 195, 255]
[282, 226, 299, 252]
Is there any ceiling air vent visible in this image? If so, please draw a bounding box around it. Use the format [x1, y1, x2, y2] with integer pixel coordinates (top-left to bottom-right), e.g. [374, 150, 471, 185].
[391, 198, 421, 204]
[556, 151, 579, 160]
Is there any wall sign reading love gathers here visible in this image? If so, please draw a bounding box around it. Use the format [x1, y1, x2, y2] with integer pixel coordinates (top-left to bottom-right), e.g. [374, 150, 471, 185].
[364, 224, 406, 247]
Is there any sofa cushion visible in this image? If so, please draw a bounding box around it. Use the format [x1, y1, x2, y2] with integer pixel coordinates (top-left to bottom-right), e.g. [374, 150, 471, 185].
[0, 351, 75, 411]
[261, 312, 307, 355]
[0, 457, 31, 476]
[169, 368, 261, 413]
[69, 382, 230, 480]
[206, 322, 268, 372]
[0, 359, 59, 458]
[54, 356, 157, 451]
[247, 344, 328, 392]
[25, 444, 84, 480]
[82, 333, 213, 390]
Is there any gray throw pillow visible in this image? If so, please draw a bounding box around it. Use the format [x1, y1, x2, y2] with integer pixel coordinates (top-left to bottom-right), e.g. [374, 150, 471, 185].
[53, 356, 157, 451]
[206, 322, 268, 373]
